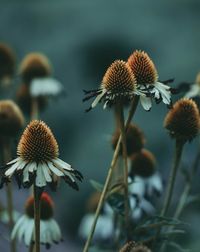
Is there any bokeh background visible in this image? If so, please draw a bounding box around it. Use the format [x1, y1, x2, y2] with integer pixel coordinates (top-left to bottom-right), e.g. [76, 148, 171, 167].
[0, 0, 200, 251]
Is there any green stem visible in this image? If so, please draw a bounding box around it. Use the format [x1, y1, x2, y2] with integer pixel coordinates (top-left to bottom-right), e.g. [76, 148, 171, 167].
[33, 186, 41, 252]
[83, 97, 139, 252]
[161, 140, 184, 216]
[116, 102, 130, 240]
[31, 98, 39, 120]
[3, 141, 16, 252]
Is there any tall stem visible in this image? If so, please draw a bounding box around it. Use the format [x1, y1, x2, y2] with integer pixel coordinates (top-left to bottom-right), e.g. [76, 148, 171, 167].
[83, 97, 139, 252]
[31, 98, 39, 120]
[3, 140, 16, 252]
[33, 186, 41, 252]
[161, 140, 184, 216]
[116, 102, 130, 240]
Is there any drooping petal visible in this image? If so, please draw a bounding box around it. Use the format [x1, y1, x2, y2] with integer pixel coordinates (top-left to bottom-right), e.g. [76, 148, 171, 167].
[47, 162, 65, 176]
[185, 84, 200, 98]
[36, 165, 47, 187]
[42, 163, 52, 182]
[140, 96, 152, 111]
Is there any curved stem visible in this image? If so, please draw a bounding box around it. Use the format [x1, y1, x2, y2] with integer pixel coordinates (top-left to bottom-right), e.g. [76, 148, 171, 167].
[83, 97, 139, 252]
[33, 186, 41, 252]
[116, 102, 130, 240]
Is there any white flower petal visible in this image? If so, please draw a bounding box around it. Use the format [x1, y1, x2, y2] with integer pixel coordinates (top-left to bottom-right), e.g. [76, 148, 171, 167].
[148, 173, 163, 195]
[7, 157, 20, 165]
[49, 220, 62, 242]
[185, 84, 200, 98]
[47, 162, 64, 176]
[36, 165, 47, 187]
[154, 82, 171, 104]
[5, 161, 21, 177]
[140, 96, 152, 111]
[23, 166, 30, 183]
[53, 158, 72, 171]
[91, 89, 107, 109]
[24, 219, 34, 246]
[26, 162, 37, 173]
[11, 215, 26, 240]
[140, 198, 155, 215]
[42, 164, 52, 182]
[132, 207, 142, 221]
[129, 176, 146, 198]
[18, 216, 30, 242]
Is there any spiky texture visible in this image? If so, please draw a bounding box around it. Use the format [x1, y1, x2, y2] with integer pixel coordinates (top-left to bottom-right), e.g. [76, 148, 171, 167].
[17, 120, 59, 162]
[0, 43, 15, 80]
[25, 193, 54, 220]
[127, 50, 158, 85]
[102, 60, 136, 93]
[130, 149, 156, 178]
[112, 123, 145, 156]
[0, 100, 24, 137]
[164, 98, 200, 142]
[19, 53, 51, 84]
[120, 242, 151, 252]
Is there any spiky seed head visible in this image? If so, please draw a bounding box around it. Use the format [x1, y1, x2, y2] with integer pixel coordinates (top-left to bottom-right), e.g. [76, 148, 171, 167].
[86, 192, 101, 213]
[119, 241, 137, 252]
[19, 53, 52, 84]
[127, 50, 158, 85]
[0, 100, 24, 138]
[25, 192, 54, 220]
[164, 98, 200, 142]
[17, 120, 59, 162]
[131, 245, 151, 252]
[16, 83, 48, 114]
[130, 149, 156, 178]
[195, 72, 200, 86]
[112, 124, 145, 156]
[0, 43, 15, 81]
[102, 60, 136, 94]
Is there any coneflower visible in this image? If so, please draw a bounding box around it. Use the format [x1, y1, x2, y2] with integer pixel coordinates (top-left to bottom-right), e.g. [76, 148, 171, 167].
[112, 124, 145, 157]
[161, 98, 200, 217]
[0, 120, 83, 190]
[83, 60, 141, 112]
[11, 193, 62, 249]
[127, 50, 174, 111]
[129, 149, 163, 198]
[0, 43, 16, 86]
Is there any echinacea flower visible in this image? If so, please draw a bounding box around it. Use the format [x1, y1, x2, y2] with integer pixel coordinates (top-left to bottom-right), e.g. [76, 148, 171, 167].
[120, 241, 151, 252]
[164, 98, 200, 143]
[0, 43, 15, 86]
[112, 123, 145, 157]
[129, 149, 163, 197]
[79, 192, 114, 242]
[127, 50, 174, 111]
[83, 60, 145, 112]
[11, 193, 62, 248]
[0, 120, 83, 190]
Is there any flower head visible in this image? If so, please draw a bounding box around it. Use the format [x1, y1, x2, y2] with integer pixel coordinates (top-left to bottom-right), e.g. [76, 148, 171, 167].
[164, 98, 200, 142]
[83, 60, 138, 111]
[0, 43, 15, 84]
[0, 120, 83, 190]
[120, 242, 151, 252]
[112, 124, 145, 156]
[11, 193, 62, 248]
[19, 53, 52, 85]
[127, 50, 174, 111]
[0, 100, 24, 138]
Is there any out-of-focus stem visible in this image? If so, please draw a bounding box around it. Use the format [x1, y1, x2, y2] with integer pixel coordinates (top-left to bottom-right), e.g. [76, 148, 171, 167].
[33, 186, 41, 252]
[31, 98, 39, 120]
[83, 96, 139, 252]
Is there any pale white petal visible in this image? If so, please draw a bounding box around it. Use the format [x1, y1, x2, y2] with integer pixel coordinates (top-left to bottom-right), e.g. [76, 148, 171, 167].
[36, 165, 47, 187]
[23, 166, 30, 183]
[147, 173, 163, 195]
[11, 215, 26, 240]
[16, 159, 27, 170]
[5, 161, 21, 177]
[49, 219, 62, 242]
[18, 216, 30, 242]
[129, 176, 145, 198]
[140, 96, 152, 111]
[155, 82, 171, 104]
[53, 158, 72, 171]
[7, 157, 20, 165]
[132, 207, 142, 221]
[26, 162, 37, 173]
[47, 162, 65, 176]
[24, 219, 34, 246]
[129, 197, 137, 209]
[91, 89, 107, 109]
[42, 164, 52, 182]
[140, 198, 155, 215]
[185, 84, 200, 98]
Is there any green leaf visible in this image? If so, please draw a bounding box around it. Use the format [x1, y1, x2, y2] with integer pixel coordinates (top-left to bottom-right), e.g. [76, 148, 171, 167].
[90, 180, 103, 192]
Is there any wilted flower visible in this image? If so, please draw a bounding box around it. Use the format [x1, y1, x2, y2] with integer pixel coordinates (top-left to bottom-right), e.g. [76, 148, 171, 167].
[129, 149, 163, 197]
[0, 120, 83, 190]
[127, 50, 174, 111]
[112, 123, 145, 156]
[0, 100, 24, 139]
[0, 43, 16, 86]
[164, 98, 200, 143]
[79, 192, 114, 242]
[83, 60, 146, 112]
[11, 193, 62, 248]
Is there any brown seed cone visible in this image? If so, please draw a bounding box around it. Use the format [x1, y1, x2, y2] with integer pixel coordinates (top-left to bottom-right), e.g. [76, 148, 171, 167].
[86, 192, 101, 213]
[102, 60, 136, 94]
[19, 53, 52, 84]
[119, 242, 151, 252]
[130, 149, 156, 178]
[0, 43, 16, 80]
[25, 192, 54, 220]
[127, 50, 158, 85]
[112, 124, 145, 157]
[164, 98, 200, 142]
[0, 100, 24, 138]
[17, 120, 59, 162]
[16, 83, 48, 114]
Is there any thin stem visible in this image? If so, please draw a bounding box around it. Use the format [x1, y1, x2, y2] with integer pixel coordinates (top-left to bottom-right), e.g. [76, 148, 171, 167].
[161, 140, 184, 216]
[3, 141, 16, 252]
[83, 97, 139, 252]
[116, 102, 130, 240]
[31, 98, 39, 120]
[33, 186, 41, 252]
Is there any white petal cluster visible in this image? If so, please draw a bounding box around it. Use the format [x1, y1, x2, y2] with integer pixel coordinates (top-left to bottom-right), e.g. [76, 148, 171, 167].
[11, 215, 62, 247]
